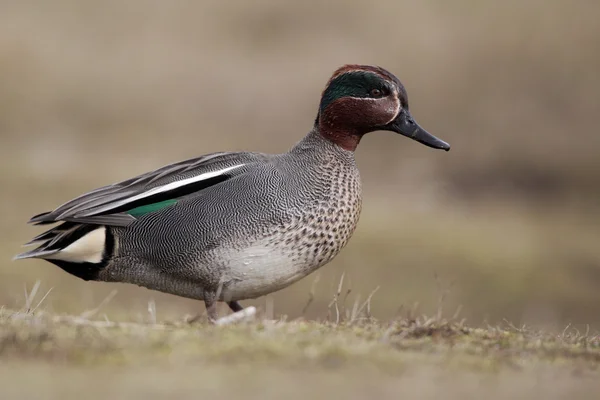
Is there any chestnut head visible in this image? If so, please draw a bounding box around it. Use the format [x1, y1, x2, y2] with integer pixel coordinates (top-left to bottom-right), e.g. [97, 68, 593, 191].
[316, 65, 450, 152]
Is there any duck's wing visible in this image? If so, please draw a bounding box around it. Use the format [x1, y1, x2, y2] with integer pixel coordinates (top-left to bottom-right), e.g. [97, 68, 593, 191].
[27, 151, 267, 228]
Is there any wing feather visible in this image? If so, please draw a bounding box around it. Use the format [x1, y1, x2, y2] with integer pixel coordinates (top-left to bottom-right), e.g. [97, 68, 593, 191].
[28, 151, 265, 226]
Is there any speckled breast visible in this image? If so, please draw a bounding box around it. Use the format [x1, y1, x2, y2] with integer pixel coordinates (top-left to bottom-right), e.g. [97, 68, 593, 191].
[221, 164, 363, 300]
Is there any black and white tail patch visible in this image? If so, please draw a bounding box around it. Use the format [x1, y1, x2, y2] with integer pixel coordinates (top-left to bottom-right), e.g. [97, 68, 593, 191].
[44, 226, 106, 263]
[14, 225, 113, 282]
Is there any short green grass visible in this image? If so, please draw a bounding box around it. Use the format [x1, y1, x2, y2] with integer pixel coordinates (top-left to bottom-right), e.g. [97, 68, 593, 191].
[1, 307, 599, 400]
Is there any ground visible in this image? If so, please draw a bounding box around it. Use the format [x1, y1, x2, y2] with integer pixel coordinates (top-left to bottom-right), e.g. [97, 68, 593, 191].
[1, 307, 599, 400]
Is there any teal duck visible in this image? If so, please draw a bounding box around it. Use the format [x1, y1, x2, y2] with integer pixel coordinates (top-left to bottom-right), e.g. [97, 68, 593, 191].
[15, 65, 450, 321]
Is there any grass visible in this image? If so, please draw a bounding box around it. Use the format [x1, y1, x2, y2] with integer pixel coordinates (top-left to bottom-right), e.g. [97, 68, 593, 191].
[1, 302, 599, 399]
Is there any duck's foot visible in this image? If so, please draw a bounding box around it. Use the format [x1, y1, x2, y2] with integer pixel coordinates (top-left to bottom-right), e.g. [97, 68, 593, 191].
[186, 299, 247, 324]
[215, 306, 256, 326]
[186, 306, 256, 325]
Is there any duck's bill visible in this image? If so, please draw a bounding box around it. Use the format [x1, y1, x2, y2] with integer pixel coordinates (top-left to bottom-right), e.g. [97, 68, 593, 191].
[385, 109, 450, 151]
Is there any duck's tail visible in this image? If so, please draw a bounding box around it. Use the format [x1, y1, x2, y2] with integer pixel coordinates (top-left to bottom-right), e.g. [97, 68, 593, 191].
[14, 222, 113, 281]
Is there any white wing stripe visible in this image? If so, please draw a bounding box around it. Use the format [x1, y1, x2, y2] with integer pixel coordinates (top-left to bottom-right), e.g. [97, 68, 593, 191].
[74, 164, 246, 217]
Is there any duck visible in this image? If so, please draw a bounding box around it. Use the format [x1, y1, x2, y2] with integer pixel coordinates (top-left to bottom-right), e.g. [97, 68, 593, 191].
[15, 64, 450, 322]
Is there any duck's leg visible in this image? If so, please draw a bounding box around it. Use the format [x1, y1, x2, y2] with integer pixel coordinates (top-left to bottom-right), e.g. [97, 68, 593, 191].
[227, 301, 244, 312]
[204, 292, 219, 323]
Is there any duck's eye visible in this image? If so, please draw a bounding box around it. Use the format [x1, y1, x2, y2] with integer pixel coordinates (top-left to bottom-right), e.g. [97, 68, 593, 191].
[370, 88, 383, 98]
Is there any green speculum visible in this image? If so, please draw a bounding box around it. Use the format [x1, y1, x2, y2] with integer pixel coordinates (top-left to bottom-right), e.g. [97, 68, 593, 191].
[126, 199, 177, 217]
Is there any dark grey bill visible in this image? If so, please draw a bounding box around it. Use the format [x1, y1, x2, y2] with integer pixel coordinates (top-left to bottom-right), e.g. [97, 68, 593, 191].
[383, 109, 450, 151]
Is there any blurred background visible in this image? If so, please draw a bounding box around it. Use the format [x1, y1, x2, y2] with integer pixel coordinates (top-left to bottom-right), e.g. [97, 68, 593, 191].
[1, 0, 599, 331]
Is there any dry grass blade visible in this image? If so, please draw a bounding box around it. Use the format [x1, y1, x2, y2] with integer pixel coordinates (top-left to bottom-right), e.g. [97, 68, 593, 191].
[301, 274, 321, 316]
[350, 295, 361, 322]
[350, 286, 380, 324]
[30, 287, 53, 314]
[327, 272, 345, 324]
[23, 280, 41, 312]
[79, 290, 117, 319]
[434, 272, 455, 322]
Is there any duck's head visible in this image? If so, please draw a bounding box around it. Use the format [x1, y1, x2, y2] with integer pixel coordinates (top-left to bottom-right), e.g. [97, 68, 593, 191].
[316, 64, 450, 152]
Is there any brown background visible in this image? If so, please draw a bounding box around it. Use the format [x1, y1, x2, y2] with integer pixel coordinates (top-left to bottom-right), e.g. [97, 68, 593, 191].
[1, 0, 599, 331]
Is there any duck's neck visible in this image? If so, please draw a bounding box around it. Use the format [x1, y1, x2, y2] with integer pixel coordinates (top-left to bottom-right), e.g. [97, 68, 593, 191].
[290, 128, 357, 161]
[309, 116, 363, 152]
[318, 127, 362, 151]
